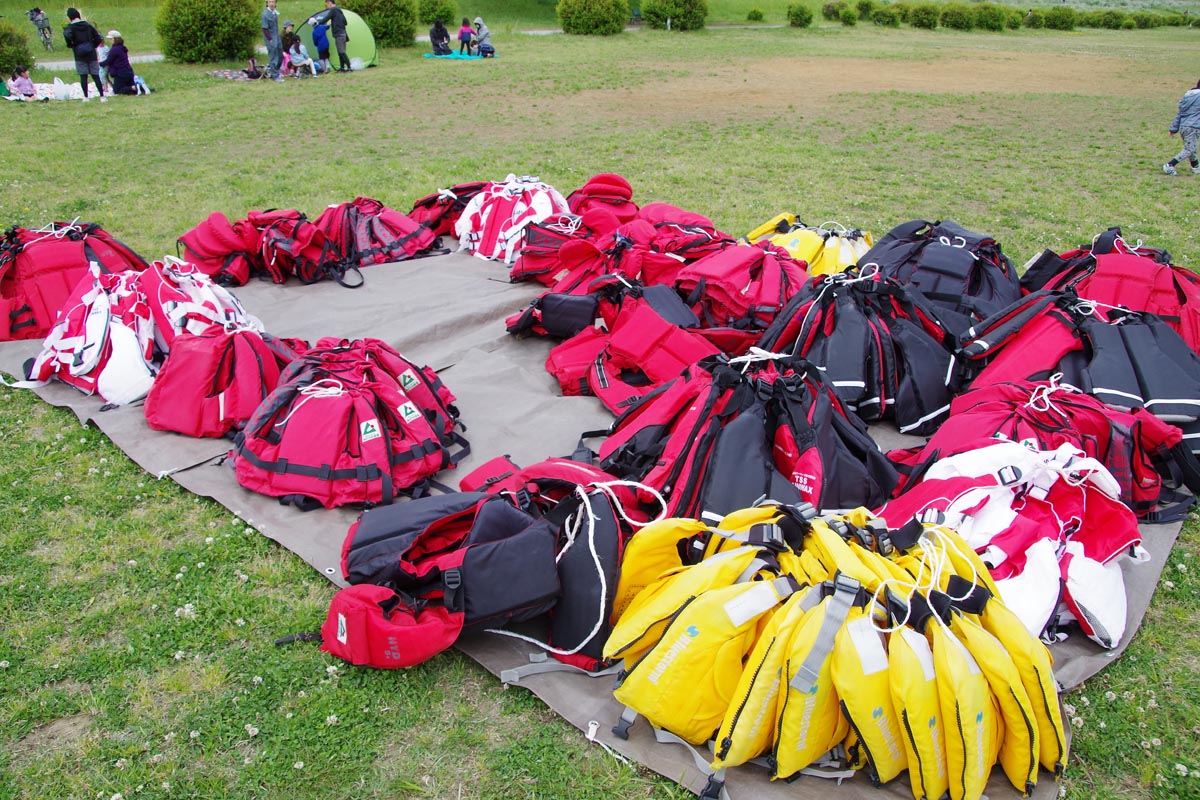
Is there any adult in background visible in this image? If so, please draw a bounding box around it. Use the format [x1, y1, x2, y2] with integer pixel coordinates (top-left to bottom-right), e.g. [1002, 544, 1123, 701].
[325, 0, 352, 73]
[430, 19, 451, 56]
[311, 16, 332, 73]
[473, 16, 494, 58]
[63, 7, 106, 102]
[261, 0, 284, 82]
[1163, 79, 1200, 176]
[100, 31, 137, 95]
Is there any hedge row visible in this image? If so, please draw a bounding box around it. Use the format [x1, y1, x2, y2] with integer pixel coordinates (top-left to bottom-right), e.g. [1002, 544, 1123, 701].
[818, 0, 1192, 30]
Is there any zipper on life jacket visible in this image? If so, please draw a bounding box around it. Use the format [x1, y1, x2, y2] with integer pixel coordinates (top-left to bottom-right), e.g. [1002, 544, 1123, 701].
[610, 596, 697, 673]
[900, 709, 930, 800]
[840, 699, 882, 787]
[952, 703, 968, 800]
[715, 636, 779, 761]
[1007, 685, 1038, 795]
[1032, 662, 1065, 776]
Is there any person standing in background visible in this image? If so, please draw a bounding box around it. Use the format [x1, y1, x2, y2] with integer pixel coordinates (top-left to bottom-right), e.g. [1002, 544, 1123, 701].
[325, 0, 351, 72]
[311, 16, 332, 73]
[262, 0, 284, 82]
[63, 7, 105, 102]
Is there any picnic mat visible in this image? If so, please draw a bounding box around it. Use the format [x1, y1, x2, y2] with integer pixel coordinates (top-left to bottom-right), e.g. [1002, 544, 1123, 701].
[0, 249, 1180, 800]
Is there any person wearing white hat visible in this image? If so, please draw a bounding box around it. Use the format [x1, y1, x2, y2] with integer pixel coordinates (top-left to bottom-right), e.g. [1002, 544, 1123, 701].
[100, 30, 137, 95]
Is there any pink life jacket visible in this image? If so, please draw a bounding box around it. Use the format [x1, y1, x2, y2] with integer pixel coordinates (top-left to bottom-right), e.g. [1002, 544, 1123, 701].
[407, 181, 490, 238]
[455, 176, 572, 263]
[176, 211, 260, 286]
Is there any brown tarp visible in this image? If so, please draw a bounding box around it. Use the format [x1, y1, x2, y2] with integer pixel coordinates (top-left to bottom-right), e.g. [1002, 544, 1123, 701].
[0, 251, 1180, 800]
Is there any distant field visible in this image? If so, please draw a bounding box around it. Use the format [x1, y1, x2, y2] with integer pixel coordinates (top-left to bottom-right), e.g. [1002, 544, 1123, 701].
[1, 21, 1199, 800]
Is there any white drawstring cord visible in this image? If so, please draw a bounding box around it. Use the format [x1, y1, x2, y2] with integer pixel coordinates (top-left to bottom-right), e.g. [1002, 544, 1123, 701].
[277, 379, 345, 426]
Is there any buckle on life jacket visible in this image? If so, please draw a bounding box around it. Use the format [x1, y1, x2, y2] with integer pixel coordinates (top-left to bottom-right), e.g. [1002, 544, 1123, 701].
[443, 567, 463, 612]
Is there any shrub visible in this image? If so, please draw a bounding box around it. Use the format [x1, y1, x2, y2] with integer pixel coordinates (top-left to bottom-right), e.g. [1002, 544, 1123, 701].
[0, 19, 34, 77]
[822, 1, 847, 21]
[1005, 9, 1023, 29]
[973, 3, 1006, 31]
[1043, 6, 1074, 30]
[908, 3, 939, 28]
[939, 2, 974, 30]
[157, 0, 258, 62]
[1120, 16, 1135, 29]
[872, 5, 900, 25]
[1130, 12, 1161, 29]
[1096, 10, 1127, 29]
[855, 0, 876, 19]
[419, 0, 458, 25]
[1160, 13, 1187, 26]
[1023, 9, 1044, 28]
[788, 3, 815, 27]
[892, 2, 913, 23]
[840, 6, 858, 25]
[344, 0, 419, 46]
[747, 6, 765, 20]
[641, 0, 708, 29]
[558, 0, 629, 34]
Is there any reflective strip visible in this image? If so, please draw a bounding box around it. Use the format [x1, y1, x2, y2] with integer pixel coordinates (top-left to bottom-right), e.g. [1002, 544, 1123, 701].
[790, 576, 860, 691]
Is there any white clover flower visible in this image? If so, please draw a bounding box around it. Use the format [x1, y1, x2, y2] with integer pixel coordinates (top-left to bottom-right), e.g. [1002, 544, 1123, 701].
[326, 665, 339, 676]
[286, 713, 294, 719]
[63, 495, 71, 502]
[173, 651, 184, 661]
[114, 758, 128, 769]
[173, 604, 196, 619]
[244, 724, 259, 737]
[1123, 691, 1136, 700]
[1141, 740, 1152, 749]
[110, 794, 123, 800]
[1063, 703, 1076, 716]
[0, 661, 9, 669]
[1071, 717, 1083, 728]
[1149, 699, 1160, 709]
[174, 574, 183, 581]
[1079, 696, 1090, 707]
[127, 560, 137, 567]
[325, 715, 339, 725]
[1099, 721, 1106, 729]
[189, 730, 200, 740]
[252, 676, 263, 685]
[205, 537, 214, 545]
[297, 691, 306, 698]
[1177, 563, 1188, 573]
[196, 563, 205, 569]
[1164, 580, 1176, 589]
[235, 618, 246, 627]
[1176, 764, 1190, 777]
[1152, 738, 1162, 747]
[293, 762, 304, 769]
[164, 732, 176, 742]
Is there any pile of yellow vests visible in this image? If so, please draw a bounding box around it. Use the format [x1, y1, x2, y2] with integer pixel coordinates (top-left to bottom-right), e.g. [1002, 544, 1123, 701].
[743, 214, 874, 277]
[603, 503, 1066, 800]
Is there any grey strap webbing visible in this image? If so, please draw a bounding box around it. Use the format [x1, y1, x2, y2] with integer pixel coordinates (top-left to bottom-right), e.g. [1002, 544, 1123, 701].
[789, 574, 860, 692]
[651, 728, 731, 800]
[499, 652, 623, 685]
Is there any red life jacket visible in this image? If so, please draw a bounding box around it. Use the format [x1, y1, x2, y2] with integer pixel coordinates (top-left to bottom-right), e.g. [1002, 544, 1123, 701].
[407, 181, 490, 238]
[313, 196, 439, 273]
[674, 240, 809, 332]
[0, 221, 147, 341]
[565, 172, 639, 223]
[144, 325, 305, 438]
[176, 211, 260, 286]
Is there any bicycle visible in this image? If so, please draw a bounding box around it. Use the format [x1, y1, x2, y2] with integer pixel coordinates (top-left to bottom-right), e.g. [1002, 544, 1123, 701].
[25, 8, 54, 52]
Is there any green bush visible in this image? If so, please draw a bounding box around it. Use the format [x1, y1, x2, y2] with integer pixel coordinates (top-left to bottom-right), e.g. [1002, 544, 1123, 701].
[747, 6, 765, 20]
[1023, 9, 1044, 28]
[344, 0, 419, 46]
[419, 0, 458, 25]
[0, 19, 34, 77]
[787, 3, 815, 27]
[1130, 12, 1161, 29]
[973, 3, 1006, 31]
[872, 5, 900, 25]
[157, 0, 258, 62]
[1120, 16, 1135, 29]
[855, 0, 876, 19]
[939, 2, 974, 30]
[1160, 13, 1187, 26]
[822, 1, 847, 21]
[558, 0, 630, 34]
[908, 3, 939, 28]
[892, 2, 913, 23]
[1096, 10, 1127, 29]
[1005, 9, 1023, 29]
[641, 0, 708, 29]
[840, 6, 858, 25]
[1043, 6, 1075, 30]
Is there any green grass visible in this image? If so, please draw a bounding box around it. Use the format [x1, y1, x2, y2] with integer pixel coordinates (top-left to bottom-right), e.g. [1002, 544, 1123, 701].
[1, 22, 1200, 800]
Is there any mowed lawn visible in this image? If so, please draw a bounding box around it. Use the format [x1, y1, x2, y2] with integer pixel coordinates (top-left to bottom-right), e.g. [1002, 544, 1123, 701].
[1, 21, 1199, 800]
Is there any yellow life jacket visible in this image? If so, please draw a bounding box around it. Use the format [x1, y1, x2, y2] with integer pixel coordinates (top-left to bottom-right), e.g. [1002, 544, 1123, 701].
[808, 227, 873, 276]
[771, 574, 861, 779]
[612, 575, 799, 745]
[831, 605, 909, 786]
[949, 610, 1038, 796]
[888, 624, 949, 800]
[604, 545, 768, 666]
[612, 516, 711, 621]
[743, 212, 798, 244]
[711, 584, 821, 770]
[928, 609, 1000, 800]
[803, 519, 882, 591]
[947, 574, 1066, 778]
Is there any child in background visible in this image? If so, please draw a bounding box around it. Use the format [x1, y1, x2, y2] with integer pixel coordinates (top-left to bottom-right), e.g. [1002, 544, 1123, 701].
[10, 66, 37, 99]
[311, 17, 331, 74]
[458, 17, 473, 55]
[96, 31, 110, 90]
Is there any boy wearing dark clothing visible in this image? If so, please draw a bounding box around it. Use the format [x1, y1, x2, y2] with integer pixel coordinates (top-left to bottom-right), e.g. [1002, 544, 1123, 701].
[63, 7, 105, 101]
[325, 0, 351, 72]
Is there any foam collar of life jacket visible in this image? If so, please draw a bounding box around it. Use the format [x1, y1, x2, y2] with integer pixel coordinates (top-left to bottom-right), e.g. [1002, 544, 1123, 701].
[319, 583, 462, 668]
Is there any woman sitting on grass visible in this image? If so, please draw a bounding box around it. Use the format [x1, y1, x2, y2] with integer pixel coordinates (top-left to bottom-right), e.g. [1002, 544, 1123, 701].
[100, 31, 137, 95]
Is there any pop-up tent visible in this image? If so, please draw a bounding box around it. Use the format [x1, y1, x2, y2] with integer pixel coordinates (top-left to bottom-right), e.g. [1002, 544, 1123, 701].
[299, 7, 377, 68]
